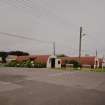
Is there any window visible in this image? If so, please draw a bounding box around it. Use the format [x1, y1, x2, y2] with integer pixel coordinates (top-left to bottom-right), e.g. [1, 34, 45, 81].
[58, 60, 60, 64]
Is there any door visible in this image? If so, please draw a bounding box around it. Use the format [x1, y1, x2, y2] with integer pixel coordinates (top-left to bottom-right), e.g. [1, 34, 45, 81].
[51, 58, 55, 68]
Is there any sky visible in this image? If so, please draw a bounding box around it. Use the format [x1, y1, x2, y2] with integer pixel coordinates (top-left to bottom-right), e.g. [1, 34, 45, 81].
[0, 0, 105, 57]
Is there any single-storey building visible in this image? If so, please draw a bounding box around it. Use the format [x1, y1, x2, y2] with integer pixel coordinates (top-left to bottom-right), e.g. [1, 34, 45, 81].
[6, 55, 17, 63]
[59, 56, 100, 68]
[16, 55, 61, 68]
[6, 54, 104, 69]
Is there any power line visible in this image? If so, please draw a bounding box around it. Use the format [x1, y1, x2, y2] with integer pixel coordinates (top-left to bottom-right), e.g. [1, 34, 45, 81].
[0, 31, 52, 44]
[0, 31, 54, 54]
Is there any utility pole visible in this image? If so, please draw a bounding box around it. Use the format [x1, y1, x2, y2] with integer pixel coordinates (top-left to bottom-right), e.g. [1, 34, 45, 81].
[102, 55, 105, 70]
[79, 26, 86, 63]
[95, 49, 98, 69]
[79, 26, 83, 62]
[96, 49, 98, 57]
[53, 41, 56, 56]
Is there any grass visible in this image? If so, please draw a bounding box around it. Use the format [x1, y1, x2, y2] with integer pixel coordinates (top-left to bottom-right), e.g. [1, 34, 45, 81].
[55, 67, 105, 72]
[80, 68, 105, 72]
[0, 63, 5, 67]
[0, 64, 105, 72]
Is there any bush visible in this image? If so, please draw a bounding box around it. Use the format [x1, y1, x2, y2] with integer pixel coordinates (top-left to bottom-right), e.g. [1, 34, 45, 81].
[6, 60, 17, 67]
[64, 60, 81, 68]
[69, 60, 81, 68]
[6, 60, 46, 68]
[33, 62, 46, 68]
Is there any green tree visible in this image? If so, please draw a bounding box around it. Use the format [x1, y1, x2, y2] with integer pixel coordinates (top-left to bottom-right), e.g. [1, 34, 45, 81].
[8, 51, 29, 56]
[0, 52, 8, 63]
[57, 54, 67, 57]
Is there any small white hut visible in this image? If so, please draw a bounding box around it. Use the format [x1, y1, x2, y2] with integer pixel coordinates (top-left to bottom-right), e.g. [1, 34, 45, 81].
[47, 55, 61, 68]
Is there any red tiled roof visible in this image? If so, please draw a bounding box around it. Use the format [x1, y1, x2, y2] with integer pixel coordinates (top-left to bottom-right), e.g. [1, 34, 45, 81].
[16, 55, 50, 63]
[32, 55, 50, 63]
[16, 56, 30, 62]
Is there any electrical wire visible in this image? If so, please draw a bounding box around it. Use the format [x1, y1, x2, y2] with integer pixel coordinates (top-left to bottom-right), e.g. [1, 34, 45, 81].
[0, 31, 52, 44]
[0, 31, 53, 54]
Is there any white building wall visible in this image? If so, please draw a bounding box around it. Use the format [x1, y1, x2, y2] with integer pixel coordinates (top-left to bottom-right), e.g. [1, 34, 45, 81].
[6, 55, 17, 63]
[47, 58, 51, 68]
[0, 57, 2, 62]
[94, 57, 99, 69]
[102, 58, 105, 69]
[47, 55, 61, 68]
[55, 59, 61, 68]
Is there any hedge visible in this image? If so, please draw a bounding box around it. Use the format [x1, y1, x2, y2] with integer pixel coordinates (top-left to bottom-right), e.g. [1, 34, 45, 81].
[6, 60, 46, 68]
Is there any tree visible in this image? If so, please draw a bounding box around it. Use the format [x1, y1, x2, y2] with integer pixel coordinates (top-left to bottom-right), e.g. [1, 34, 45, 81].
[57, 54, 67, 57]
[8, 51, 29, 56]
[0, 52, 8, 63]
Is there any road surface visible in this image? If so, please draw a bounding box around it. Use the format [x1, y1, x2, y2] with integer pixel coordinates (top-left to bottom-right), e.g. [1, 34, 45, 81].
[0, 67, 105, 105]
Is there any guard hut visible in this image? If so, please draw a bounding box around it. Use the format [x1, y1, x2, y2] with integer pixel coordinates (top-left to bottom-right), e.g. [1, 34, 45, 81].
[47, 55, 61, 68]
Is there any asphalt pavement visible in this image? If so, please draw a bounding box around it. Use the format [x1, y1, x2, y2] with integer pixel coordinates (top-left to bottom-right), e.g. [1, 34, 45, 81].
[0, 67, 105, 105]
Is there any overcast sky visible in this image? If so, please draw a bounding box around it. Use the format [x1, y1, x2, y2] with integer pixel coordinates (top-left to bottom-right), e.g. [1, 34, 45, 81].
[0, 0, 105, 57]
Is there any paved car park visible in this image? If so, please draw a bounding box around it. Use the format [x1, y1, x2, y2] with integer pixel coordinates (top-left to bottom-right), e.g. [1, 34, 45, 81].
[0, 67, 105, 105]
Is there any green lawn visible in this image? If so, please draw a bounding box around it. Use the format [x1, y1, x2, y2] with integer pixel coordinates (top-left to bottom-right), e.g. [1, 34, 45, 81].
[55, 67, 105, 72]
[0, 64, 105, 72]
[0, 63, 5, 67]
